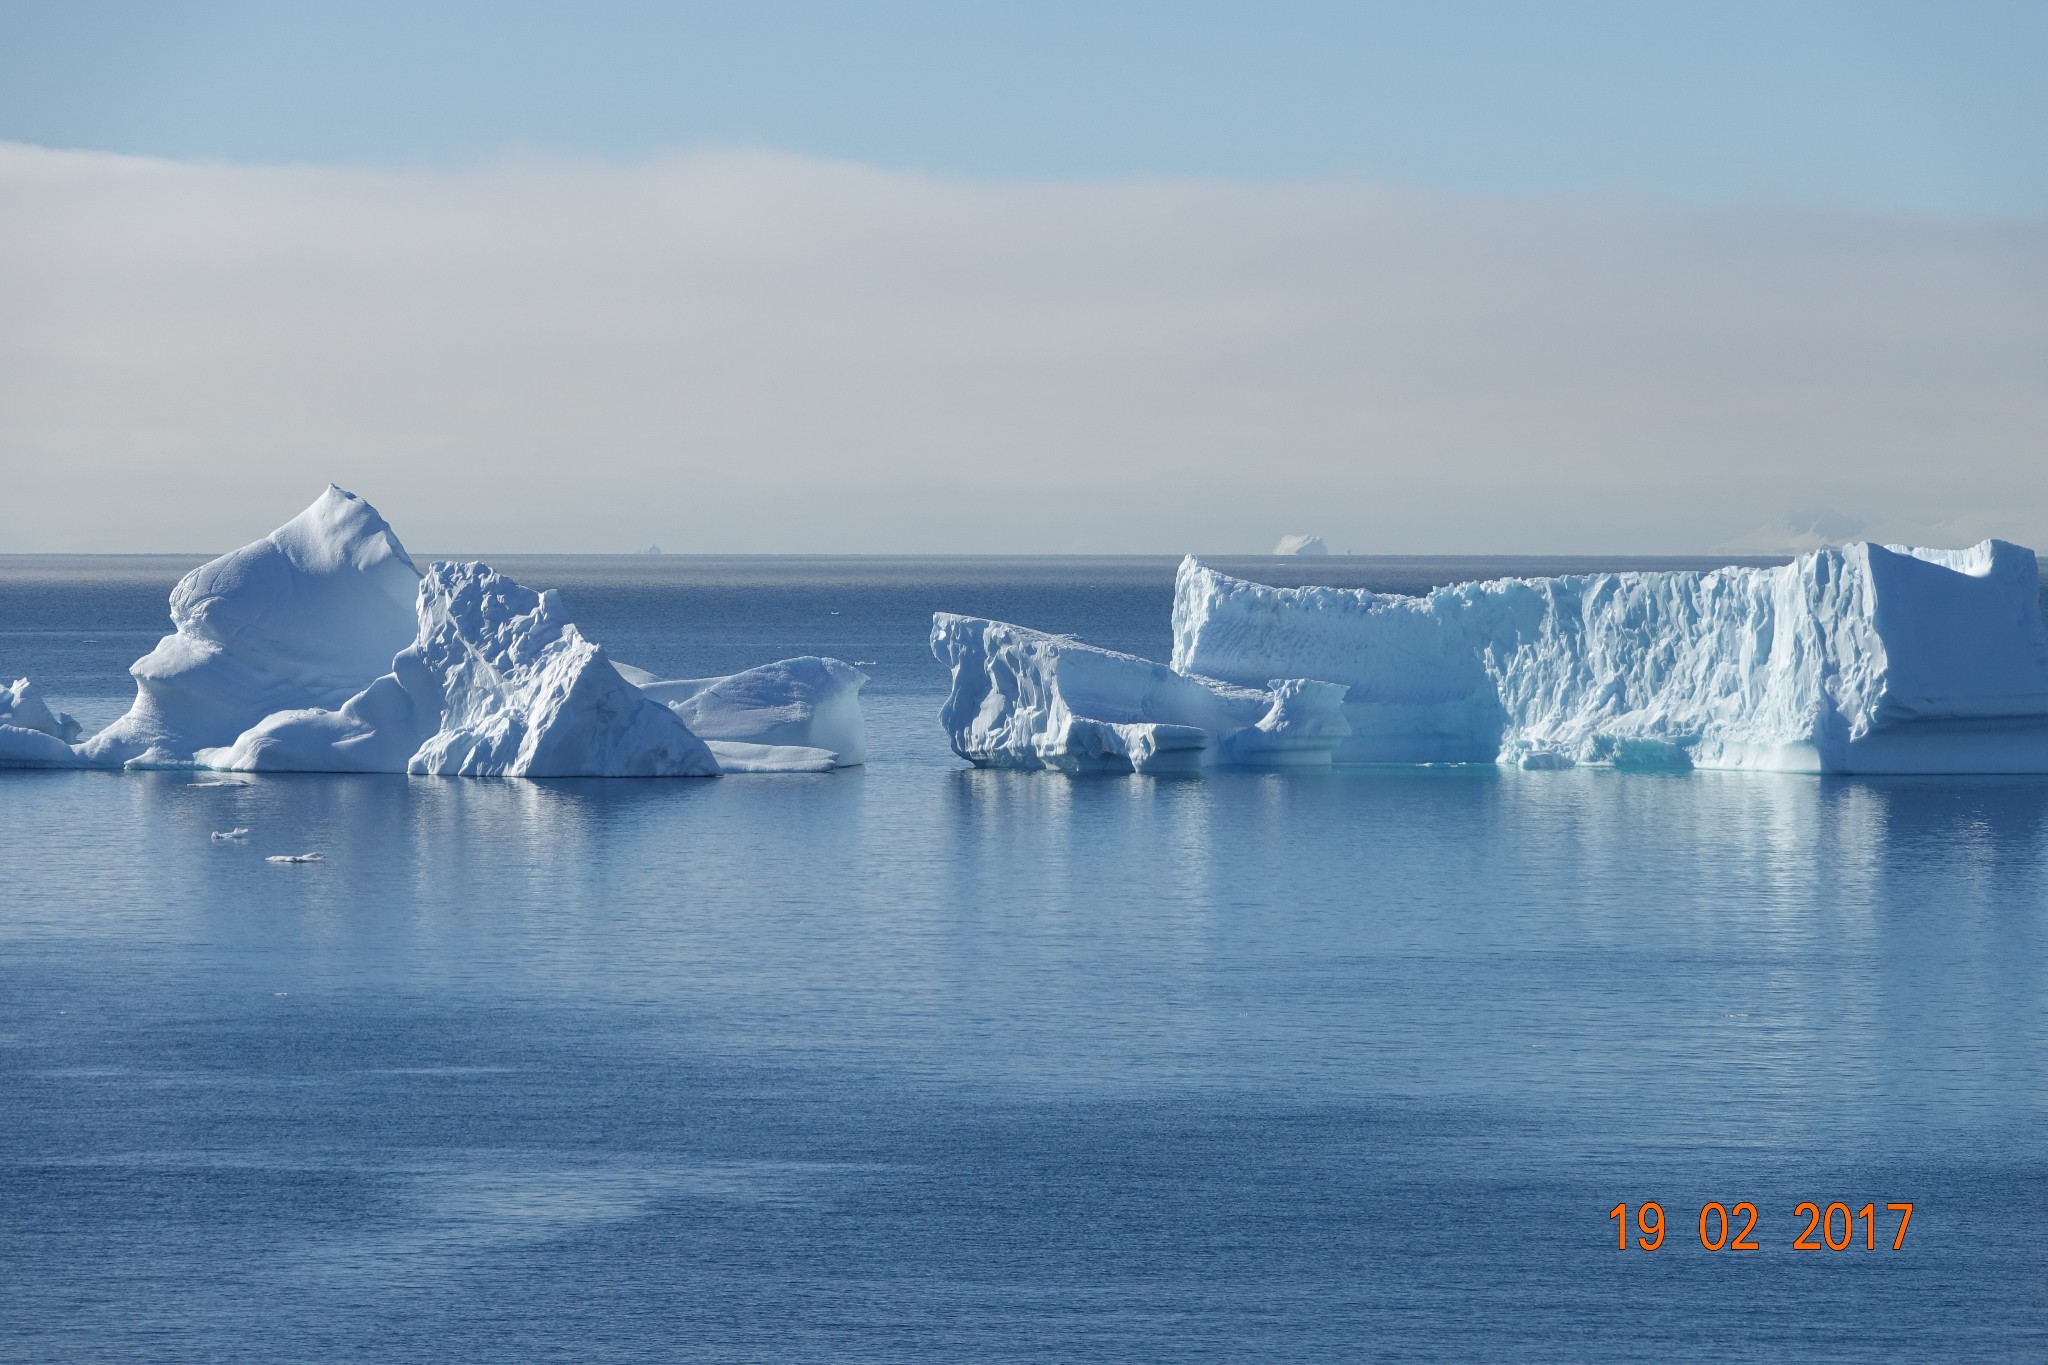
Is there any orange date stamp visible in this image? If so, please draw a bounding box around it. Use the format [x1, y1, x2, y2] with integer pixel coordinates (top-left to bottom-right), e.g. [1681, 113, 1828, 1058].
[1609, 1201, 1914, 1251]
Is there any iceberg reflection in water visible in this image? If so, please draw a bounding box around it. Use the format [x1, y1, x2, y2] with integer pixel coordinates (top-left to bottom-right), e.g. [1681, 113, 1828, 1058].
[5, 745, 2048, 1360]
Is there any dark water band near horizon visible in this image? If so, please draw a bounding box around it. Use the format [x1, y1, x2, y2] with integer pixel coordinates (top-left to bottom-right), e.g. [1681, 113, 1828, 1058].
[4, 554, 2047, 1362]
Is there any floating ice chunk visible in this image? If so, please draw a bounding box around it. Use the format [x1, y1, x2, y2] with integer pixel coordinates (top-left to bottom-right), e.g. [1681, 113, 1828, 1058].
[212, 827, 252, 840]
[930, 613, 1348, 773]
[0, 680, 88, 767]
[1273, 534, 1329, 557]
[82, 485, 421, 768]
[1172, 543, 2048, 774]
[0, 678, 82, 743]
[628, 657, 867, 767]
[0, 723, 82, 767]
[265, 852, 324, 864]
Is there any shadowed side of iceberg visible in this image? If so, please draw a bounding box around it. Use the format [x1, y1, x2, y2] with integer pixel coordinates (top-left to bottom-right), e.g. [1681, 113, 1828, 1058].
[930, 613, 1348, 773]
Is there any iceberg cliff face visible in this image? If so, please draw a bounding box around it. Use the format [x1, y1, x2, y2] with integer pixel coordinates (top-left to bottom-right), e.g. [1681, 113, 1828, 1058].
[1, 488, 867, 778]
[931, 613, 1348, 772]
[1172, 543, 2048, 773]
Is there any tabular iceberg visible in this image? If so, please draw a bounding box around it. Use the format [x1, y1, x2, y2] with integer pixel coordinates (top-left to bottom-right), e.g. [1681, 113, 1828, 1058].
[0, 487, 867, 778]
[1173, 544, 2048, 773]
[930, 613, 1349, 772]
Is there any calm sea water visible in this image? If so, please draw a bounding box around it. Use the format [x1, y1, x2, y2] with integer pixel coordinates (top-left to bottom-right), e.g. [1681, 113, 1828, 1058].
[4, 555, 2047, 1362]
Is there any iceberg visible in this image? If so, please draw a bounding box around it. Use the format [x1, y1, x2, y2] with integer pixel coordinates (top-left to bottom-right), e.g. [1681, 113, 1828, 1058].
[621, 657, 868, 768]
[930, 613, 1349, 772]
[206, 561, 722, 778]
[1172, 544, 2048, 773]
[1, 677, 82, 744]
[1273, 534, 1330, 557]
[0, 488, 867, 778]
[83, 485, 422, 767]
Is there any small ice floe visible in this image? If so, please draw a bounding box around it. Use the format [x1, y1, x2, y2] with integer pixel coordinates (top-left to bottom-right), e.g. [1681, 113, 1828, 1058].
[211, 827, 251, 841]
[187, 778, 250, 788]
[265, 852, 325, 864]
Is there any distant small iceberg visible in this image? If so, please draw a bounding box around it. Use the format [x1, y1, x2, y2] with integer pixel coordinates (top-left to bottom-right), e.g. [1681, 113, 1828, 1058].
[1272, 534, 1329, 557]
[265, 852, 324, 864]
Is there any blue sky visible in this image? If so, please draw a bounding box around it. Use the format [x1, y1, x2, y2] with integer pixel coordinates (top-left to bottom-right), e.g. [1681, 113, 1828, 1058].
[1, 3, 2043, 553]
[4, 0, 2045, 214]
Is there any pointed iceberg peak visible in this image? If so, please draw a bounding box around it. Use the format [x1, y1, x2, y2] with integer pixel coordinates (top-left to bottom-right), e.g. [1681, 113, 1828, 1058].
[262, 484, 419, 578]
[82, 485, 427, 764]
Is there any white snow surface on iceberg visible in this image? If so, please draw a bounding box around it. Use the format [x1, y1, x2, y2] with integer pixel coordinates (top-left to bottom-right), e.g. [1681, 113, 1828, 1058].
[931, 613, 1348, 772]
[0, 487, 867, 778]
[1172, 544, 2048, 773]
[84, 485, 422, 767]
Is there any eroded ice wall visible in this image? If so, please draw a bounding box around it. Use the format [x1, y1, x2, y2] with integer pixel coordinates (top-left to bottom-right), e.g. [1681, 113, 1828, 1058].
[1171, 543, 2048, 772]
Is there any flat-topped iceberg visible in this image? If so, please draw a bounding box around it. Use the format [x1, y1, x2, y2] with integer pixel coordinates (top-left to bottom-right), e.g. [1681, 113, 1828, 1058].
[0, 487, 866, 778]
[1173, 544, 2048, 773]
[931, 613, 1349, 772]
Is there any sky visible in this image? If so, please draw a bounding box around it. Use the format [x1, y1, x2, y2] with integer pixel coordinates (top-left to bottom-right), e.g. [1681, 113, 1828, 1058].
[1, 1, 2043, 553]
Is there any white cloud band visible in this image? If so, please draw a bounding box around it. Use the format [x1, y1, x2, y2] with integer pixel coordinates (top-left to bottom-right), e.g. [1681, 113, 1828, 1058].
[2, 142, 2042, 552]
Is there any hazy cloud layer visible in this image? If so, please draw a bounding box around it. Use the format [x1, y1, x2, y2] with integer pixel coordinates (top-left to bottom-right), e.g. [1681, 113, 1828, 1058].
[1, 141, 2042, 553]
